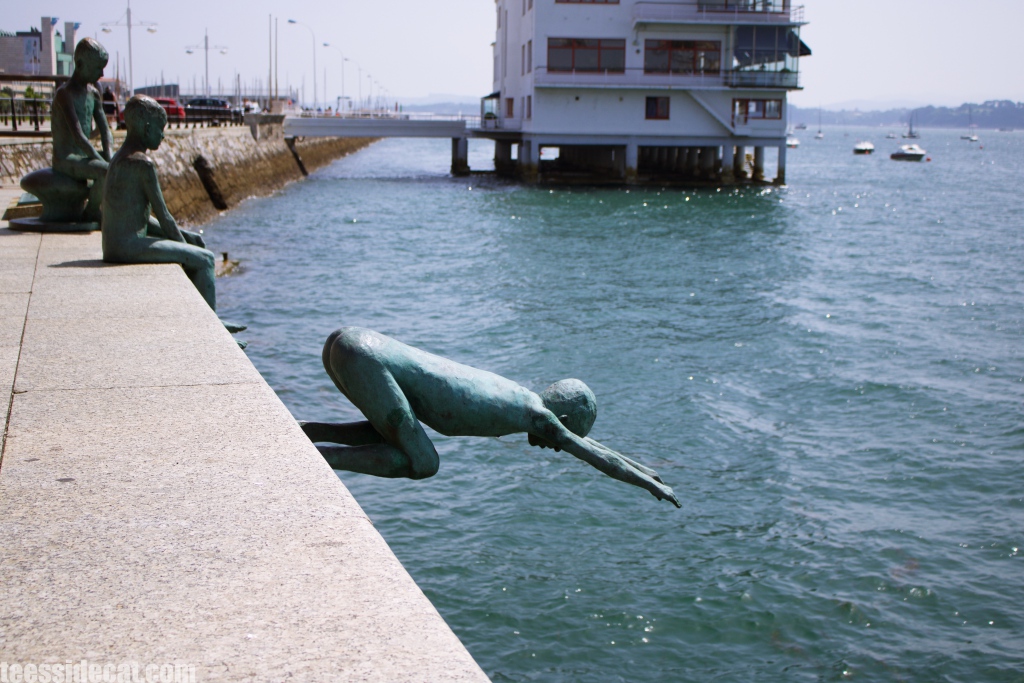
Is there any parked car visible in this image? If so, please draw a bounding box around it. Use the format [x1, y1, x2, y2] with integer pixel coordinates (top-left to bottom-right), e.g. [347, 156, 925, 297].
[114, 96, 186, 127]
[155, 97, 186, 123]
[184, 97, 232, 124]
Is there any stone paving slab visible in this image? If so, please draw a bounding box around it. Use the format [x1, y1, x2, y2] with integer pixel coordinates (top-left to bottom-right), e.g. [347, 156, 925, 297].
[16, 314, 262, 392]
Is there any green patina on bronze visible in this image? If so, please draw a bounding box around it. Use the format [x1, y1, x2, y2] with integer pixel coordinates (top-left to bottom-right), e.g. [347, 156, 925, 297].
[15, 38, 113, 230]
[302, 327, 680, 507]
[102, 95, 217, 310]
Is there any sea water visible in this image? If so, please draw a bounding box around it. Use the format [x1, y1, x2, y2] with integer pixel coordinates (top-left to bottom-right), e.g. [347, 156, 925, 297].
[208, 129, 1023, 682]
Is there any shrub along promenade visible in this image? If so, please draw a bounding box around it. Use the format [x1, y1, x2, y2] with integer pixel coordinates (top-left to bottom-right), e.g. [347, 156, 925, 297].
[0, 184, 488, 678]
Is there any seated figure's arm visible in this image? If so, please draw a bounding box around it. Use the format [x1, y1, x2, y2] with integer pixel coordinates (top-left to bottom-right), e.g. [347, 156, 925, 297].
[532, 412, 680, 507]
[91, 88, 113, 161]
[54, 89, 104, 162]
[141, 162, 185, 242]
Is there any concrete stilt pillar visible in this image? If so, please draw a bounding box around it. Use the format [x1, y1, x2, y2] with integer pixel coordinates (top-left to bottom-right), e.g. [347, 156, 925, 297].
[687, 147, 699, 177]
[451, 137, 470, 176]
[734, 145, 746, 180]
[753, 146, 766, 182]
[775, 144, 787, 185]
[721, 144, 736, 184]
[494, 140, 514, 177]
[700, 146, 716, 177]
[625, 143, 639, 183]
[519, 139, 538, 183]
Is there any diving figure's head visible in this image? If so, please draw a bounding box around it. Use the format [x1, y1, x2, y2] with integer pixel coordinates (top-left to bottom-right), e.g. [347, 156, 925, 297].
[530, 379, 598, 449]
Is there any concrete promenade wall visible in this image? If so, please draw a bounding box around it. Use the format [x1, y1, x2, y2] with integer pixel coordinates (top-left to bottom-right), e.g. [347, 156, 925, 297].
[0, 208, 488, 676]
[0, 124, 375, 226]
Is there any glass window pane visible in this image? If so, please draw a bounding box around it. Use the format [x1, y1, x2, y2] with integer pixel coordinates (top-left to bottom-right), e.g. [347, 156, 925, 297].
[601, 41, 625, 71]
[645, 40, 670, 73]
[549, 46, 574, 71]
[575, 46, 599, 71]
[672, 50, 695, 74]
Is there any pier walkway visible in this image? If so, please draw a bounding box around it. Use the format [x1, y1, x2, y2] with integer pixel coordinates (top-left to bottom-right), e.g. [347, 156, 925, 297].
[0, 188, 489, 681]
[275, 114, 499, 175]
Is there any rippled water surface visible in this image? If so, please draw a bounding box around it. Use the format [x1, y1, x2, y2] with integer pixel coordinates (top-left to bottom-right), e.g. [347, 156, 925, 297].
[206, 129, 1023, 682]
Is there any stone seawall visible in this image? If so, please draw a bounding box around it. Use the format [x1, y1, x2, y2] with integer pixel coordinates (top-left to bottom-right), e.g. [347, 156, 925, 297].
[0, 124, 375, 226]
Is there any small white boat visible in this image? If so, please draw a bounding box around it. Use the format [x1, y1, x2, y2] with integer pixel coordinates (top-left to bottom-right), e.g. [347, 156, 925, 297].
[853, 141, 875, 155]
[814, 108, 824, 139]
[786, 136, 800, 148]
[890, 143, 926, 161]
[886, 132, 898, 139]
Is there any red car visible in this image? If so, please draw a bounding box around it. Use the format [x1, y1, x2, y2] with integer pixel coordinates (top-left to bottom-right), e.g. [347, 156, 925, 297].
[156, 97, 186, 123]
[116, 97, 186, 127]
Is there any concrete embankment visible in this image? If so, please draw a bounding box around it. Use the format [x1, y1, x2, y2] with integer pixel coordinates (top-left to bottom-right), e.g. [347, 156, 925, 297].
[0, 121, 375, 226]
[0, 139, 488, 678]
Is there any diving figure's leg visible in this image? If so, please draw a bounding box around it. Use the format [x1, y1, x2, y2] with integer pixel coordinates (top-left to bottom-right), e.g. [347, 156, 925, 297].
[321, 335, 440, 480]
[300, 420, 384, 446]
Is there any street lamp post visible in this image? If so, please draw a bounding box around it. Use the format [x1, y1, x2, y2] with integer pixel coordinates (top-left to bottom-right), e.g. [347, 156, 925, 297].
[185, 29, 228, 97]
[323, 42, 345, 109]
[288, 19, 316, 110]
[101, 0, 157, 95]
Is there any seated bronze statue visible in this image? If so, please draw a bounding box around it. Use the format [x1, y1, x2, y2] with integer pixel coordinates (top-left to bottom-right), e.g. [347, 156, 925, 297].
[15, 38, 112, 230]
[101, 95, 216, 310]
[301, 327, 680, 507]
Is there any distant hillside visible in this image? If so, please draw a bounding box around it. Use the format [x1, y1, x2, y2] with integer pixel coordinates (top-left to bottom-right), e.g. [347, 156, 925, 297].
[791, 101, 1024, 129]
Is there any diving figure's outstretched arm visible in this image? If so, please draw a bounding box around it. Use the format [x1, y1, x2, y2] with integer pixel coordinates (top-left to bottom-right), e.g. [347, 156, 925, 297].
[531, 412, 680, 507]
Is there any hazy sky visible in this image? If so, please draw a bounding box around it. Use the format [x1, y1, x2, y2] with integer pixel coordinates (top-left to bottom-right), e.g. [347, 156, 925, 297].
[6, 1, 1024, 109]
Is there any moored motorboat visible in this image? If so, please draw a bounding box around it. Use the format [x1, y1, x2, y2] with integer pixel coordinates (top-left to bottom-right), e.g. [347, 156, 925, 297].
[853, 141, 875, 155]
[890, 143, 926, 161]
[786, 136, 800, 148]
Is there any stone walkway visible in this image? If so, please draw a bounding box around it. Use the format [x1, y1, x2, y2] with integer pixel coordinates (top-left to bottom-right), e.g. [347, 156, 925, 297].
[0, 193, 488, 681]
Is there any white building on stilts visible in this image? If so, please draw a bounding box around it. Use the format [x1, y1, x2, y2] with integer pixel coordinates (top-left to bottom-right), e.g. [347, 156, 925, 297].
[480, 0, 810, 185]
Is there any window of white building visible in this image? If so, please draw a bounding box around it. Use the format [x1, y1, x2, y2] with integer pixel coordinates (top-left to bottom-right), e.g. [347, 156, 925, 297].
[645, 96, 670, 120]
[547, 39, 625, 73]
[644, 40, 722, 75]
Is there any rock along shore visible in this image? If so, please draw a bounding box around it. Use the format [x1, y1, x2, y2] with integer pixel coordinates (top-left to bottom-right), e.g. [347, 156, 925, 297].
[0, 120, 375, 226]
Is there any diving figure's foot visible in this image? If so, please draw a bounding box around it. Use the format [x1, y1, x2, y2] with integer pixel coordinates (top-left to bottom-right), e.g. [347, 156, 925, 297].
[222, 320, 247, 333]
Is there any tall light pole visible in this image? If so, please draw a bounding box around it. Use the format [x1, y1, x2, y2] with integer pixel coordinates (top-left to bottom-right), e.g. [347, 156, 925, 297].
[185, 29, 228, 97]
[101, 0, 157, 95]
[288, 19, 316, 110]
[323, 42, 345, 107]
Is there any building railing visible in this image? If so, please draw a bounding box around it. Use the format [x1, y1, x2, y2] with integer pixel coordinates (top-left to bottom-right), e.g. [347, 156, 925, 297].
[532, 66, 800, 89]
[633, 1, 805, 25]
[726, 70, 800, 88]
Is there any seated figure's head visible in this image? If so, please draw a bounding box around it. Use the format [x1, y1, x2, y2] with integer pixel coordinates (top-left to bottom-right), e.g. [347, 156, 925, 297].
[123, 95, 167, 149]
[530, 379, 597, 449]
[73, 38, 108, 83]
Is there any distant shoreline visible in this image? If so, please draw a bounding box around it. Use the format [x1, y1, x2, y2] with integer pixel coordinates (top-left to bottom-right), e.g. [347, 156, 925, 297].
[790, 100, 1024, 130]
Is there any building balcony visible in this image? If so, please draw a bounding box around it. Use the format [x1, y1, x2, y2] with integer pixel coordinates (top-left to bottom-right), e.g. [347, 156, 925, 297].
[633, 1, 806, 27]
[534, 67, 726, 89]
[726, 69, 800, 88]
[531, 67, 800, 90]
